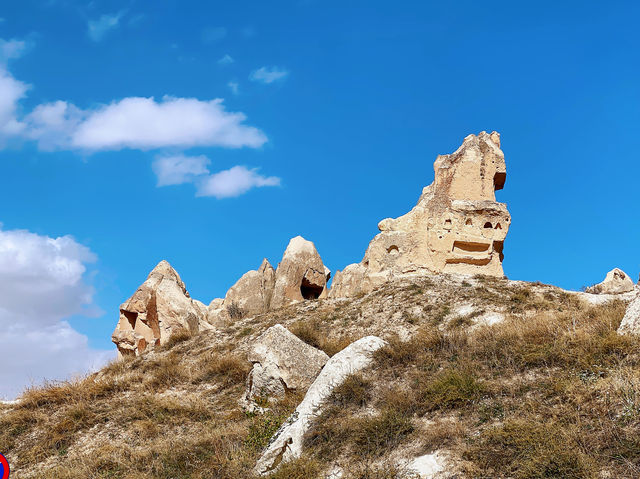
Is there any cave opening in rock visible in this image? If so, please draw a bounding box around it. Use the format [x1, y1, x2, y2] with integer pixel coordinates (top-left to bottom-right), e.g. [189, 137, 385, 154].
[387, 245, 399, 255]
[122, 310, 138, 329]
[300, 278, 324, 300]
[484, 222, 493, 228]
[494, 172, 506, 191]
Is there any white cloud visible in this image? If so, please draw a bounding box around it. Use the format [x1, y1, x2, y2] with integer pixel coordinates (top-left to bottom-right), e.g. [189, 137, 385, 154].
[88, 11, 125, 42]
[20, 96, 267, 152]
[0, 225, 113, 400]
[228, 81, 239, 95]
[218, 54, 234, 65]
[201, 26, 227, 44]
[152, 155, 280, 199]
[69, 96, 267, 151]
[153, 154, 210, 186]
[196, 165, 280, 199]
[249, 66, 289, 84]
[0, 39, 29, 139]
[0, 67, 28, 137]
[24, 100, 83, 150]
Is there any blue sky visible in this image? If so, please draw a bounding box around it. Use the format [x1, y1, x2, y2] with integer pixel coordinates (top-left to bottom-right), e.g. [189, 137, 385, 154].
[0, 0, 638, 398]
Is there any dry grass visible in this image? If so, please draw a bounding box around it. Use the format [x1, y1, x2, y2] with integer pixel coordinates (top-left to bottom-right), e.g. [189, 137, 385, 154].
[3, 276, 638, 479]
[289, 317, 356, 356]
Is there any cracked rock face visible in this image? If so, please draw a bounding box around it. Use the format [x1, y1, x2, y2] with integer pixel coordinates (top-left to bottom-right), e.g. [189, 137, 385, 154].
[618, 294, 640, 335]
[270, 236, 331, 309]
[331, 132, 510, 298]
[245, 324, 329, 402]
[224, 258, 276, 317]
[586, 268, 635, 295]
[254, 335, 386, 475]
[111, 260, 205, 358]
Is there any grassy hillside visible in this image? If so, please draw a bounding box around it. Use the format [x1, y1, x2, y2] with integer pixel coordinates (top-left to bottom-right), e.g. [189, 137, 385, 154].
[1, 275, 638, 478]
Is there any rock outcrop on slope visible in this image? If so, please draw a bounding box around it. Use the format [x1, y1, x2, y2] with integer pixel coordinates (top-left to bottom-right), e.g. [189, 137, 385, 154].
[114, 237, 331, 355]
[331, 131, 510, 298]
[111, 260, 209, 357]
[618, 293, 640, 335]
[254, 335, 386, 475]
[586, 268, 635, 295]
[245, 324, 329, 403]
[209, 235, 330, 323]
[270, 236, 331, 309]
[222, 258, 276, 318]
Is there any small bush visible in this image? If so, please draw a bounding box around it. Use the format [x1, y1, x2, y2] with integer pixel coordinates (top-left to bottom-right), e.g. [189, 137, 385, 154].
[351, 408, 414, 458]
[421, 368, 485, 411]
[160, 327, 192, 350]
[329, 373, 372, 408]
[227, 301, 245, 320]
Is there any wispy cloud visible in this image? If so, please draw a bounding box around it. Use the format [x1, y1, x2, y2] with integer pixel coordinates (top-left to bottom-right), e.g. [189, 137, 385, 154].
[196, 165, 280, 198]
[201, 26, 227, 44]
[88, 11, 125, 42]
[249, 66, 289, 84]
[218, 54, 234, 65]
[152, 154, 280, 199]
[0, 38, 28, 64]
[152, 154, 210, 186]
[228, 81, 239, 95]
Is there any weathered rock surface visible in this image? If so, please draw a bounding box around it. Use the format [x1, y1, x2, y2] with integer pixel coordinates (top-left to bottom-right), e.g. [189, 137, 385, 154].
[225, 258, 276, 317]
[618, 293, 640, 335]
[586, 268, 635, 295]
[111, 261, 205, 357]
[331, 132, 510, 298]
[254, 336, 386, 475]
[245, 324, 329, 402]
[270, 236, 331, 309]
[405, 452, 447, 478]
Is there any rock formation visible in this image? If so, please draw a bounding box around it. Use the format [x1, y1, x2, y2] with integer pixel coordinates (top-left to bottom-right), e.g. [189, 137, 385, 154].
[245, 324, 329, 403]
[330, 132, 510, 298]
[586, 268, 635, 295]
[254, 336, 386, 475]
[223, 258, 276, 317]
[111, 261, 208, 357]
[208, 236, 330, 323]
[617, 294, 640, 335]
[270, 236, 331, 309]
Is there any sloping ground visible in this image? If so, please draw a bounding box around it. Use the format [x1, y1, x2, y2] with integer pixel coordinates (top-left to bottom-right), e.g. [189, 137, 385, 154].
[1, 274, 638, 478]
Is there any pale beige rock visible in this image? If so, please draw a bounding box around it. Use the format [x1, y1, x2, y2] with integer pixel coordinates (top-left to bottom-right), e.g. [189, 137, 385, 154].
[270, 236, 330, 309]
[586, 268, 635, 295]
[618, 293, 640, 335]
[111, 261, 205, 357]
[245, 324, 329, 402]
[254, 336, 386, 475]
[224, 258, 276, 317]
[331, 132, 510, 298]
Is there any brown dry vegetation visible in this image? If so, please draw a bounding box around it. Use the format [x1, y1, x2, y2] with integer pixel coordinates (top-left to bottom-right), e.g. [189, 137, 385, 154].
[1, 274, 638, 478]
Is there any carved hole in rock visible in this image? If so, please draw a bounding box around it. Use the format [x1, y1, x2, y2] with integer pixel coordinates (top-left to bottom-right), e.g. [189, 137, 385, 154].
[452, 241, 490, 253]
[493, 240, 504, 262]
[444, 219, 452, 227]
[123, 310, 137, 329]
[300, 278, 323, 300]
[484, 222, 493, 229]
[495, 223, 502, 230]
[494, 172, 506, 191]
[465, 218, 473, 226]
[387, 245, 399, 255]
